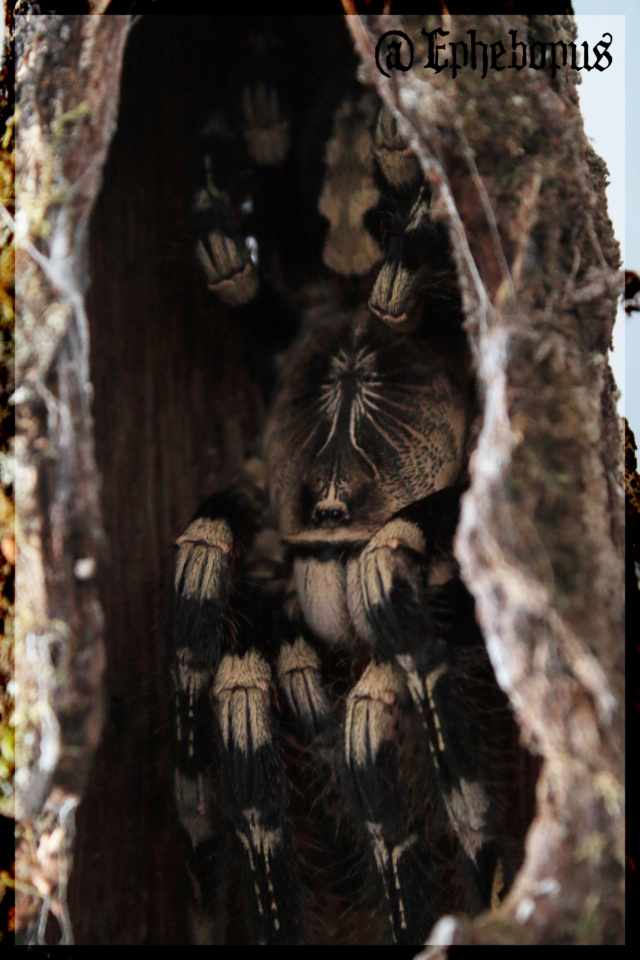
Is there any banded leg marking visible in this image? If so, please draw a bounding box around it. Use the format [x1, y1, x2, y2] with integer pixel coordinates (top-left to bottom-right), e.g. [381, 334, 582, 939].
[344, 661, 402, 779]
[171, 510, 242, 927]
[368, 190, 431, 327]
[398, 653, 498, 907]
[343, 662, 436, 944]
[193, 183, 259, 305]
[213, 649, 272, 755]
[236, 810, 284, 937]
[213, 649, 301, 944]
[171, 512, 237, 659]
[175, 517, 233, 601]
[366, 825, 425, 942]
[276, 637, 332, 741]
[348, 516, 432, 655]
[373, 104, 420, 190]
[173, 656, 217, 854]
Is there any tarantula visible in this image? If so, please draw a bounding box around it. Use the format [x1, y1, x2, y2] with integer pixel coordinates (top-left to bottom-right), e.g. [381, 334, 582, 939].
[169, 57, 516, 946]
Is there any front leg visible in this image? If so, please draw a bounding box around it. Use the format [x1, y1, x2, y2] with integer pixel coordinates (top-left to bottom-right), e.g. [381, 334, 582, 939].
[170, 490, 303, 944]
[192, 184, 259, 306]
[340, 658, 440, 945]
[345, 486, 462, 657]
[345, 488, 505, 912]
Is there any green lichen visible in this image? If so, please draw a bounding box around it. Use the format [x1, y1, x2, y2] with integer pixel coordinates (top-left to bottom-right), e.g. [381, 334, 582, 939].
[50, 100, 90, 143]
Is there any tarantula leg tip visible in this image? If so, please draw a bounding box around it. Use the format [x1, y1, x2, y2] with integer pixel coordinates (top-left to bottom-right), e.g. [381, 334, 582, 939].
[173, 517, 235, 601]
[368, 302, 410, 327]
[208, 262, 259, 306]
[276, 638, 332, 740]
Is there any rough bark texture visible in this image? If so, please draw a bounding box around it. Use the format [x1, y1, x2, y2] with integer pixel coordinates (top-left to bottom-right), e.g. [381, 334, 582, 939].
[626, 420, 640, 915]
[14, 13, 130, 942]
[13, 12, 625, 947]
[0, 4, 16, 941]
[346, 13, 624, 948]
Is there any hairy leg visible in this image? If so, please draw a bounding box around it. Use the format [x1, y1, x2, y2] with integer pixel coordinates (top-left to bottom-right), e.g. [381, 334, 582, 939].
[170, 490, 303, 943]
[346, 489, 506, 912]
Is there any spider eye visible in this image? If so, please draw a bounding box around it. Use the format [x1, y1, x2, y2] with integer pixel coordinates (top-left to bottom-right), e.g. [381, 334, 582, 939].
[312, 502, 349, 525]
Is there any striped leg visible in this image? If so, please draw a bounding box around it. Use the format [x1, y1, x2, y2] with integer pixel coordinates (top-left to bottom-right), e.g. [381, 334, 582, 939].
[170, 491, 303, 944]
[212, 636, 302, 944]
[347, 492, 504, 912]
[173, 646, 224, 942]
[171, 494, 251, 933]
[192, 177, 259, 306]
[398, 635, 501, 910]
[368, 188, 436, 328]
[373, 103, 421, 192]
[276, 633, 333, 744]
[192, 79, 290, 308]
[341, 660, 439, 945]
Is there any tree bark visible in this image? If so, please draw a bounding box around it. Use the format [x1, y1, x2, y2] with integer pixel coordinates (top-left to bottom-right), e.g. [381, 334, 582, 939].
[14, 13, 130, 941]
[12, 12, 625, 946]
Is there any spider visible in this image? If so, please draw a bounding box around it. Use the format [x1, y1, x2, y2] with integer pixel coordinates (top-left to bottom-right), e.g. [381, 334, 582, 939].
[169, 58, 518, 946]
